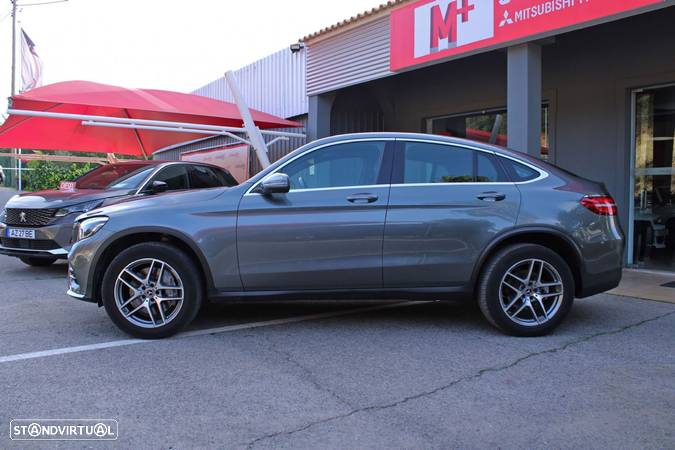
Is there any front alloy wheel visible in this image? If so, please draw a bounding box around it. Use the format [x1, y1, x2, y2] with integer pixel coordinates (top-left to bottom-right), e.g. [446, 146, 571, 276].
[114, 258, 185, 329]
[102, 242, 203, 338]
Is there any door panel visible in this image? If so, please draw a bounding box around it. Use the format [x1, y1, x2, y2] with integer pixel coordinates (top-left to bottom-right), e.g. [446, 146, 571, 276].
[238, 187, 390, 290]
[384, 184, 520, 287]
[383, 141, 520, 287]
[237, 140, 393, 291]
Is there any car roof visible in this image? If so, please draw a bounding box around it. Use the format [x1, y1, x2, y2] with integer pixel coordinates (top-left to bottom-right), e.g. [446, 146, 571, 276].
[107, 159, 225, 170]
[300, 132, 549, 166]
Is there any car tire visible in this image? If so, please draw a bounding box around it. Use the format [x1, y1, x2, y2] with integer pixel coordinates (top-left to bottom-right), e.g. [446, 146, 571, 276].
[477, 243, 575, 337]
[19, 256, 57, 267]
[101, 242, 203, 339]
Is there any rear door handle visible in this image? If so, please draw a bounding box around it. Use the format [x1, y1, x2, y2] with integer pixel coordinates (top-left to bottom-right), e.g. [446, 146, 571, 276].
[347, 193, 378, 204]
[477, 191, 506, 202]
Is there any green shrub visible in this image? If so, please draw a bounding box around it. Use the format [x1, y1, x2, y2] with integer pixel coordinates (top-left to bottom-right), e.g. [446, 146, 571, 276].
[25, 160, 95, 192]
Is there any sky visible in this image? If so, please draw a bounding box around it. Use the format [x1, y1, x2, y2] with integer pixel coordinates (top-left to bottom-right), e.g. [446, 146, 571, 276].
[0, 0, 384, 112]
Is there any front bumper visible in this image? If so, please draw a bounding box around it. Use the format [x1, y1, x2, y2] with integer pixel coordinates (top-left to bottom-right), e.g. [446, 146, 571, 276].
[0, 245, 68, 259]
[0, 216, 75, 259]
[67, 227, 114, 304]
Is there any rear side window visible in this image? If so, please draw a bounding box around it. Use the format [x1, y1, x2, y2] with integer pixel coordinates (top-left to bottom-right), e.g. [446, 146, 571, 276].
[402, 142, 507, 183]
[404, 143, 473, 183]
[213, 168, 239, 186]
[498, 157, 541, 182]
[189, 165, 230, 188]
[477, 152, 507, 182]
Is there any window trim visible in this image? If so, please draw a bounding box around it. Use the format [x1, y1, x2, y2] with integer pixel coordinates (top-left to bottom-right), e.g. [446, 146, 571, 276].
[392, 138, 548, 186]
[245, 138, 395, 196]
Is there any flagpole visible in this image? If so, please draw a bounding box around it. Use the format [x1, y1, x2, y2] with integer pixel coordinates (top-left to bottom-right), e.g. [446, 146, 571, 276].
[10, 0, 21, 191]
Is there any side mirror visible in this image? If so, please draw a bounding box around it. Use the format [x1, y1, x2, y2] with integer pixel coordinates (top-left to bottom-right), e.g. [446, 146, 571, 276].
[148, 180, 169, 194]
[259, 173, 290, 195]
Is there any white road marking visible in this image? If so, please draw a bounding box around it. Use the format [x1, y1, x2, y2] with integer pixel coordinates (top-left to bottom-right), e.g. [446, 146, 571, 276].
[0, 301, 427, 364]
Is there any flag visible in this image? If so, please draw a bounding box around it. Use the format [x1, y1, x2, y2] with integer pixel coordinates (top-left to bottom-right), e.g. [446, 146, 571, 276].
[21, 29, 43, 92]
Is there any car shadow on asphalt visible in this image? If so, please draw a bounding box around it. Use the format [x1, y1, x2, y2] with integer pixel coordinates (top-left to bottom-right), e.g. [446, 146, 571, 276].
[192, 300, 489, 333]
[3, 260, 68, 279]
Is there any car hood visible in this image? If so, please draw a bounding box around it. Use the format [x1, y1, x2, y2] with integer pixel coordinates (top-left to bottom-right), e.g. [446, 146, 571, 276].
[4, 189, 131, 210]
[79, 187, 232, 219]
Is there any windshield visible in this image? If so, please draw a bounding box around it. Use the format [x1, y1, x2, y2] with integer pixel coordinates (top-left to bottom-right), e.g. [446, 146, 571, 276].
[75, 163, 155, 190]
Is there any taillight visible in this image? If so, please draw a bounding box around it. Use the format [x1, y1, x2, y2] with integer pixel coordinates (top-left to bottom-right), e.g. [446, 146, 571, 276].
[580, 195, 617, 216]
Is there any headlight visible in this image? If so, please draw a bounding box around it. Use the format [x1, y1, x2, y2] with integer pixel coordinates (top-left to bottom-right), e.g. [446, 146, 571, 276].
[55, 200, 104, 218]
[74, 217, 108, 242]
[0, 208, 6, 223]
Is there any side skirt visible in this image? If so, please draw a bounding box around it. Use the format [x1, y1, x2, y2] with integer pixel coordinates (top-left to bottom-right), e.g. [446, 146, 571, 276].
[208, 286, 473, 303]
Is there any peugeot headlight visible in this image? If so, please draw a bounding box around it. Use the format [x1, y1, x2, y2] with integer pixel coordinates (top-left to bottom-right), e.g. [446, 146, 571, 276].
[75, 217, 108, 242]
[56, 200, 104, 218]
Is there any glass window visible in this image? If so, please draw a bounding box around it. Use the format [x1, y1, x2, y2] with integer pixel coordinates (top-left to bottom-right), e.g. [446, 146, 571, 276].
[631, 85, 675, 270]
[404, 143, 473, 183]
[75, 163, 154, 189]
[150, 165, 189, 191]
[281, 142, 385, 190]
[498, 157, 540, 182]
[213, 168, 239, 187]
[428, 106, 550, 160]
[477, 152, 507, 182]
[189, 165, 230, 188]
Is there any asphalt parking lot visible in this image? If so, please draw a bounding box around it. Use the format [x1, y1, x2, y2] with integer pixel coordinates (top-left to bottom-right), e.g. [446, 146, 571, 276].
[0, 191, 673, 449]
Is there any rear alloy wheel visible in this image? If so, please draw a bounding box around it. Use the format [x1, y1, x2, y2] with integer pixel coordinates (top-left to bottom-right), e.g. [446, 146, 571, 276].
[102, 242, 203, 339]
[19, 256, 57, 267]
[478, 244, 574, 336]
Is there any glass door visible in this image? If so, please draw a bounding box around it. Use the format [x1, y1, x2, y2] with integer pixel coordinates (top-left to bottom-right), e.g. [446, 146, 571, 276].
[630, 85, 675, 271]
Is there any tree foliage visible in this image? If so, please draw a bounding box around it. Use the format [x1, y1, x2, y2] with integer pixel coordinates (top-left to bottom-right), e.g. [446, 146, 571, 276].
[24, 160, 94, 191]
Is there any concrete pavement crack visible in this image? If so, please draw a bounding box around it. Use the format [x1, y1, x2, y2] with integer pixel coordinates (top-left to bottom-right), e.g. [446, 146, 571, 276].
[259, 334, 356, 410]
[244, 309, 675, 449]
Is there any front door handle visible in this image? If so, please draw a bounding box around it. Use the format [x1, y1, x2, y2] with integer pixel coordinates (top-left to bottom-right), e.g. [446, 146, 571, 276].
[346, 193, 378, 204]
[477, 191, 506, 202]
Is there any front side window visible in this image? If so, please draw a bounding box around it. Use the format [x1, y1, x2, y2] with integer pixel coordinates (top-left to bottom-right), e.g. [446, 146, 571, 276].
[149, 165, 189, 191]
[280, 141, 386, 190]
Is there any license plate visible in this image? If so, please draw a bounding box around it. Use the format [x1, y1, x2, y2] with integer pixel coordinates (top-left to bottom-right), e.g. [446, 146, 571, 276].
[6, 228, 36, 239]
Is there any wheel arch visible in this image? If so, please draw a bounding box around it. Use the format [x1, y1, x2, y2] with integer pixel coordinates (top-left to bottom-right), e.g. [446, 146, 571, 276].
[89, 227, 214, 305]
[471, 227, 585, 297]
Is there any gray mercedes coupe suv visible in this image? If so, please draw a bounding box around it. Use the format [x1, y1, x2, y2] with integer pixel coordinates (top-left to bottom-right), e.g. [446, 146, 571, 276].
[1, 160, 237, 266]
[67, 133, 624, 338]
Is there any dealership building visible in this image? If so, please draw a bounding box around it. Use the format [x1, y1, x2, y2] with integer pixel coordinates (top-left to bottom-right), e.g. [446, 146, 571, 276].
[166, 0, 675, 272]
[301, 0, 675, 272]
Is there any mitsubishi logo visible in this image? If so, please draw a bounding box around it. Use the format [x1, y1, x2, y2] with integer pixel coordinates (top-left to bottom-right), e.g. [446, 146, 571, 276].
[19, 211, 27, 223]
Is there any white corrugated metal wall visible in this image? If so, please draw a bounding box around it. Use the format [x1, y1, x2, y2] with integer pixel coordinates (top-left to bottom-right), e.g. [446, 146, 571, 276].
[194, 48, 307, 119]
[155, 47, 308, 177]
[306, 16, 392, 96]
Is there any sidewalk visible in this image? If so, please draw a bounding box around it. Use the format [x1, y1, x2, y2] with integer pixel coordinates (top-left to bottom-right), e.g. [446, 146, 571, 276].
[0, 188, 20, 208]
[609, 269, 675, 304]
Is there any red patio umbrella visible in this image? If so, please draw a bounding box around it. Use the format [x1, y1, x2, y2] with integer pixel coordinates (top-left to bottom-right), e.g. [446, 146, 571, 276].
[0, 80, 302, 158]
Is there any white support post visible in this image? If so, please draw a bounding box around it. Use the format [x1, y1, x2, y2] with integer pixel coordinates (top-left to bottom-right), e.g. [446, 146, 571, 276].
[224, 71, 271, 169]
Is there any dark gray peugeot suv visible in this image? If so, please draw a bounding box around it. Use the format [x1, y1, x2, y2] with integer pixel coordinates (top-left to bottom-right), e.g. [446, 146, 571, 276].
[67, 133, 624, 338]
[0, 160, 237, 266]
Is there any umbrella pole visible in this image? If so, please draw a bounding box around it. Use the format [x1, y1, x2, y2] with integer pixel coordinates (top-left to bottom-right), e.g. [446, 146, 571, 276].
[225, 71, 271, 169]
[123, 109, 149, 160]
